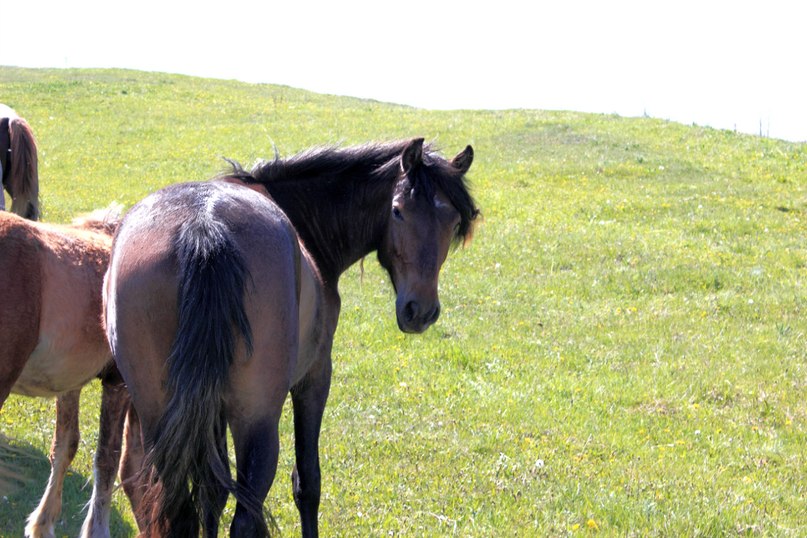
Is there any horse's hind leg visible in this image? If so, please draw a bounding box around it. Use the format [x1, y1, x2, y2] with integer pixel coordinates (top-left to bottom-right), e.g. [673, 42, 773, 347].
[226, 354, 290, 537]
[228, 416, 280, 537]
[80, 372, 130, 538]
[202, 411, 231, 537]
[290, 357, 332, 538]
[118, 385, 229, 537]
[25, 389, 80, 538]
[119, 405, 148, 532]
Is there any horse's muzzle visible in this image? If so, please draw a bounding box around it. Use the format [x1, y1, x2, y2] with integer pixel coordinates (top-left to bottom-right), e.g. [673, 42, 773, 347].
[397, 299, 441, 334]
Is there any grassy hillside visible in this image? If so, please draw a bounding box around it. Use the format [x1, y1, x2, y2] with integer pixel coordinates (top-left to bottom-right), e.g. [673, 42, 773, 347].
[1, 67, 805, 536]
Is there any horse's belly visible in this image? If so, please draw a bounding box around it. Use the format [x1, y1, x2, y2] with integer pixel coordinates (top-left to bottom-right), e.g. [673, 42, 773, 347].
[13, 254, 111, 397]
[11, 338, 109, 397]
[292, 255, 340, 388]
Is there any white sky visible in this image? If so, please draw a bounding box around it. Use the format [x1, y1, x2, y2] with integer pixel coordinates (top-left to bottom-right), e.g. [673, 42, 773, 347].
[2, 0, 806, 141]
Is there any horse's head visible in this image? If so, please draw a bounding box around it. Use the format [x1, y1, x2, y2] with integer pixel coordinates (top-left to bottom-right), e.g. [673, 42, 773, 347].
[378, 138, 477, 334]
[1, 111, 39, 221]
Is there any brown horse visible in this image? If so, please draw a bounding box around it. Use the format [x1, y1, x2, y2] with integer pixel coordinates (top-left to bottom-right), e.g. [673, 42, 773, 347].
[0, 207, 133, 538]
[113, 138, 478, 536]
[0, 104, 40, 220]
[105, 180, 303, 537]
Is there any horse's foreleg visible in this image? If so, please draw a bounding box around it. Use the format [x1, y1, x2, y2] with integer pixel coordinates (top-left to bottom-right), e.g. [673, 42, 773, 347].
[80, 375, 129, 538]
[24, 389, 80, 538]
[290, 357, 332, 538]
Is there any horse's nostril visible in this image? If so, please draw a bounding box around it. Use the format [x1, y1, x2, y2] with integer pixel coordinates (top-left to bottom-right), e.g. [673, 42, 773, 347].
[401, 300, 439, 331]
[404, 301, 418, 323]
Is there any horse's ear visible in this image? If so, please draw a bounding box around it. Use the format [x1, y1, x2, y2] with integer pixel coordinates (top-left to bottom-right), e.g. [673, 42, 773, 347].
[401, 138, 425, 175]
[452, 145, 474, 174]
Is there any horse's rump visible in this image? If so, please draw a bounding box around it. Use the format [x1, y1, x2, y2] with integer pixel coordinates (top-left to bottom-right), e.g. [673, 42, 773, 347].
[107, 181, 300, 535]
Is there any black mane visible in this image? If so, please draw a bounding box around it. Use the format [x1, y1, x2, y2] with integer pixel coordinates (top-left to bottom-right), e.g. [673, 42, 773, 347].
[252, 141, 410, 185]
[221, 140, 479, 281]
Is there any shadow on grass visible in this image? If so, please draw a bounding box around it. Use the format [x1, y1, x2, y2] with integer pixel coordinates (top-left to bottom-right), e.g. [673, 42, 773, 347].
[0, 435, 135, 537]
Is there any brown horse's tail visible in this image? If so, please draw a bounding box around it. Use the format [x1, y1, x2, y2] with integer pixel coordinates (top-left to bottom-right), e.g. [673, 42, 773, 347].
[6, 116, 39, 220]
[142, 215, 267, 536]
[71, 202, 125, 236]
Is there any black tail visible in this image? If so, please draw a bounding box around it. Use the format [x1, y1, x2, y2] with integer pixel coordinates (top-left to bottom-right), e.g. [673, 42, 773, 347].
[142, 215, 267, 536]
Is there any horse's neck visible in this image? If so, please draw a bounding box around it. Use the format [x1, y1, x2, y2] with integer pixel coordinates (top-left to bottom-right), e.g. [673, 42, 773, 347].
[275, 177, 390, 284]
[303, 204, 385, 285]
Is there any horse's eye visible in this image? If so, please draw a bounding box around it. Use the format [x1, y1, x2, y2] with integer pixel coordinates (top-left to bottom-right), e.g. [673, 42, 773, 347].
[392, 206, 404, 221]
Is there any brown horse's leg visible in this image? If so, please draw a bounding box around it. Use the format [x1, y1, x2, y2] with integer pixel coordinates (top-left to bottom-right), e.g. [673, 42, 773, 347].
[0, 333, 32, 407]
[0, 251, 41, 408]
[80, 371, 130, 538]
[0, 359, 27, 410]
[290, 357, 332, 538]
[24, 389, 80, 538]
[228, 417, 280, 538]
[202, 411, 231, 537]
[226, 349, 290, 537]
[119, 405, 148, 532]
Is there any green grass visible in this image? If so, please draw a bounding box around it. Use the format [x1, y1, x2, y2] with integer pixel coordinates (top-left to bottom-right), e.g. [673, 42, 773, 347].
[1, 67, 805, 536]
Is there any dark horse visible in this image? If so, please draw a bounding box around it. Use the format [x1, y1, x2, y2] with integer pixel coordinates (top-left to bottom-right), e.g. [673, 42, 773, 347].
[1, 104, 40, 220]
[109, 138, 478, 536]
